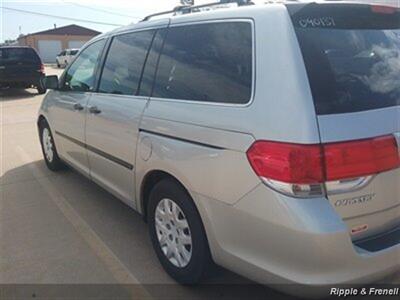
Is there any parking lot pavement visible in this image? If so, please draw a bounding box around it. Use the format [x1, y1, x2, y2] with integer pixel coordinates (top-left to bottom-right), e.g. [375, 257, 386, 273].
[0, 66, 398, 300]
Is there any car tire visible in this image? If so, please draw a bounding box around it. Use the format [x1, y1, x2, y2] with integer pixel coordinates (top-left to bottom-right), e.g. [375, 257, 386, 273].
[37, 86, 47, 95]
[39, 119, 65, 172]
[148, 178, 212, 284]
[37, 78, 47, 95]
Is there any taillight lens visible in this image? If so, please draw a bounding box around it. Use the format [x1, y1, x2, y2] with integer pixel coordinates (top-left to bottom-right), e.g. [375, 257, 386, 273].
[247, 135, 400, 197]
[371, 5, 398, 14]
[324, 135, 400, 181]
[246, 141, 324, 184]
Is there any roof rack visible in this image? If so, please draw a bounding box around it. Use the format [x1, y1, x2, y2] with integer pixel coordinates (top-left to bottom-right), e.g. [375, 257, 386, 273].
[141, 0, 255, 22]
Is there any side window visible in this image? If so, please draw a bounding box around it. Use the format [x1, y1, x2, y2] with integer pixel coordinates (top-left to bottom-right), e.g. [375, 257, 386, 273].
[99, 30, 155, 95]
[138, 29, 167, 96]
[62, 39, 105, 92]
[152, 22, 253, 104]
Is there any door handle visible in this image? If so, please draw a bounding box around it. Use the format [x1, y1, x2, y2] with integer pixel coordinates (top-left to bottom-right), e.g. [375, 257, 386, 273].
[73, 103, 84, 111]
[89, 106, 102, 114]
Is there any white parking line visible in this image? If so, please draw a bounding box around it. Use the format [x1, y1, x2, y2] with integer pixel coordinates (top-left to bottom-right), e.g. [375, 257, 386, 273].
[16, 145, 152, 299]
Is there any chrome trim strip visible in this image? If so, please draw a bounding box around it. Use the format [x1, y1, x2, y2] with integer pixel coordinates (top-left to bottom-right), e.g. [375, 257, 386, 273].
[325, 176, 374, 195]
[55, 131, 134, 170]
[111, 23, 170, 38]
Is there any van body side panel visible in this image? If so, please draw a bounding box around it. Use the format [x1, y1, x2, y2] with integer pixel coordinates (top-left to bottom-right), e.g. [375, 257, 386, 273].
[85, 94, 148, 205]
[138, 6, 322, 211]
[318, 107, 400, 143]
[145, 6, 321, 144]
[135, 121, 259, 209]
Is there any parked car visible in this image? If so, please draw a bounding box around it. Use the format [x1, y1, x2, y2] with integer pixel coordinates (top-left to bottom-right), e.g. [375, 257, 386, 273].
[0, 46, 46, 94]
[56, 48, 79, 68]
[38, 2, 400, 297]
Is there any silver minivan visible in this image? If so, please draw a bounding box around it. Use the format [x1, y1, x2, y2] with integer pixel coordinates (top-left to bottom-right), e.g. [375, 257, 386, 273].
[38, 1, 399, 296]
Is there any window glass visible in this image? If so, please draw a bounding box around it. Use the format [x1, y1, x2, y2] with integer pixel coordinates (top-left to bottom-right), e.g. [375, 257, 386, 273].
[153, 22, 252, 104]
[296, 28, 400, 114]
[0, 48, 40, 65]
[99, 30, 154, 95]
[290, 3, 400, 114]
[63, 39, 105, 92]
[138, 29, 166, 96]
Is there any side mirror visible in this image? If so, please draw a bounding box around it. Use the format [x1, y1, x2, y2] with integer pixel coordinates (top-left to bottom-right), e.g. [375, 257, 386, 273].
[45, 75, 59, 90]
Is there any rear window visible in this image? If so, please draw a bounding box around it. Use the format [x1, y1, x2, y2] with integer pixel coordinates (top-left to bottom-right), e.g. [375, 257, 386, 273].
[290, 4, 400, 115]
[70, 50, 79, 55]
[0, 48, 41, 65]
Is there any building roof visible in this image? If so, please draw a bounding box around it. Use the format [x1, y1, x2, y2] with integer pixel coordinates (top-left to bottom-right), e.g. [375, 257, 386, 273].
[20, 24, 101, 38]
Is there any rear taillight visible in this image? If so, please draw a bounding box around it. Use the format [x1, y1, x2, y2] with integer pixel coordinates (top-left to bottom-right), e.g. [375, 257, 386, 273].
[39, 64, 45, 73]
[247, 135, 400, 198]
[324, 135, 400, 181]
[371, 5, 398, 14]
[246, 141, 324, 184]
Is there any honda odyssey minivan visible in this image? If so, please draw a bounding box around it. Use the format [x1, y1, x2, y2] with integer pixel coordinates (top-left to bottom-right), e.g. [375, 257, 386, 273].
[38, 1, 399, 296]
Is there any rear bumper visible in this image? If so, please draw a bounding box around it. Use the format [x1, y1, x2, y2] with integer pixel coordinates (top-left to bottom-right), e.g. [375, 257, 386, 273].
[193, 184, 399, 297]
[0, 73, 44, 86]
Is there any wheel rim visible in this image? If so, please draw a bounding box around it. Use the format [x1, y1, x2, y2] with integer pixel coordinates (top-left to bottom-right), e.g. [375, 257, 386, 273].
[42, 128, 54, 163]
[155, 198, 192, 268]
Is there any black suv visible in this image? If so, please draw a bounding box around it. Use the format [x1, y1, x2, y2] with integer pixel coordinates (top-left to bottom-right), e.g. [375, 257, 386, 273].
[0, 46, 46, 94]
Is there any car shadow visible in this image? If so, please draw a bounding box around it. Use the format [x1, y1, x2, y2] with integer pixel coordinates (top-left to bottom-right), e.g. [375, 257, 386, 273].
[0, 88, 38, 101]
[0, 159, 300, 300]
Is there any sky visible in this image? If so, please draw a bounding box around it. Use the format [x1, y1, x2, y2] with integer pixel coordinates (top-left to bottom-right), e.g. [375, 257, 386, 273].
[0, 0, 186, 42]
[1, 0, 399, 42]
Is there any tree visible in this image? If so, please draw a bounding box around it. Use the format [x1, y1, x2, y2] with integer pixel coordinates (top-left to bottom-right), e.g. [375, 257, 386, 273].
[0, 39, 17, 46]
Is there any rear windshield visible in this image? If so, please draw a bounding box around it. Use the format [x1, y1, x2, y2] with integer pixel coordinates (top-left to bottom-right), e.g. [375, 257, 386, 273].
[70, 50, 79, 55]
[0, 48, 41, 65]
[290, 4, 400, 115]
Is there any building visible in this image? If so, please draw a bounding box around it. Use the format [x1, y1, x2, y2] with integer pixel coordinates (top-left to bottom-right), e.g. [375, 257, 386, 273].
[17, 24, 101, 63]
